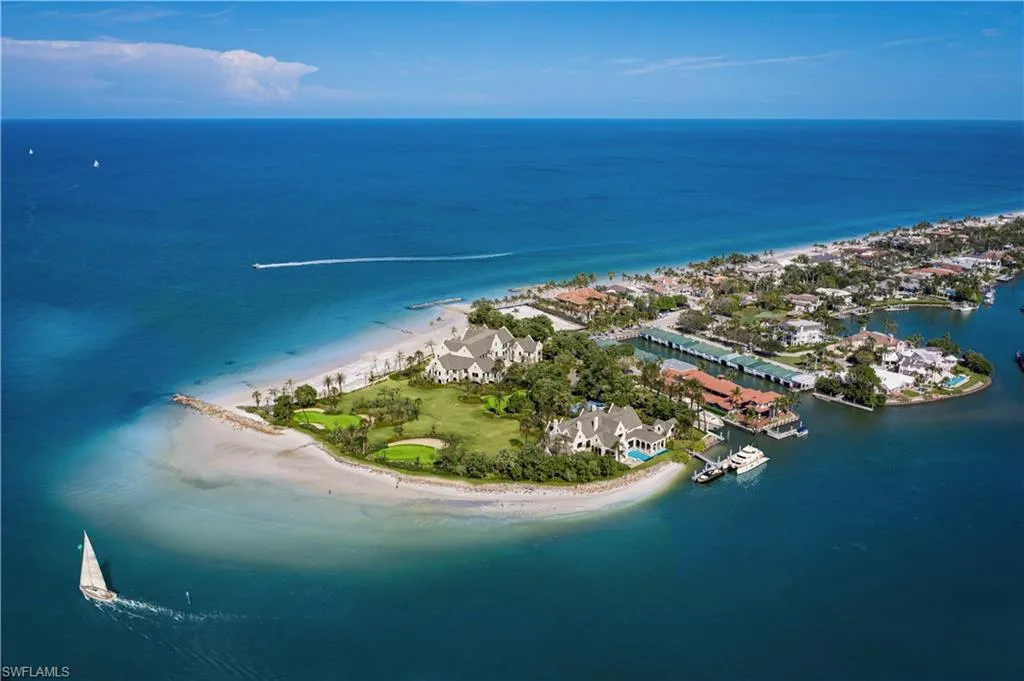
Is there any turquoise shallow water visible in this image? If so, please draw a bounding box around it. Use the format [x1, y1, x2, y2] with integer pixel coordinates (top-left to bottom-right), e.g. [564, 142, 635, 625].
[2, 120, 1023, 679]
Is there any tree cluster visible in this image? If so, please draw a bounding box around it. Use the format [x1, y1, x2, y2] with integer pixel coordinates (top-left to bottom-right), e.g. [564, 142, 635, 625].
[815, 364, 886, 408]
[467, 303, 556, 342]
[429, 442, 628, 483]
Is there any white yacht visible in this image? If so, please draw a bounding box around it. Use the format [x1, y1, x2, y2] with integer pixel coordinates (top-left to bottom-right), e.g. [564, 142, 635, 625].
[728, 445, 769, 475]
[949, 301, 979, 312]
[983, 289, 995, 305]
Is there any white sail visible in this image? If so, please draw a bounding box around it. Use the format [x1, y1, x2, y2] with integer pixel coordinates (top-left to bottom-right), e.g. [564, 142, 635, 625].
[80, 531, 108, 592]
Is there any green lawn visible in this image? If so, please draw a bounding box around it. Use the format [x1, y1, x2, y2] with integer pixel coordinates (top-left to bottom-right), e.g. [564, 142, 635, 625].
[384, 443, 439, 464]
[333, 380, 522, 455]
[771, 354, 805, 368]
[292, 410, 362, 429]
[484, 390, 526, 414]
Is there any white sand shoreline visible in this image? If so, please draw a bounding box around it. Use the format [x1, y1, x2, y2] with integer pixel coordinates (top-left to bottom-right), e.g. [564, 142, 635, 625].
[187, 208, 1019, 516]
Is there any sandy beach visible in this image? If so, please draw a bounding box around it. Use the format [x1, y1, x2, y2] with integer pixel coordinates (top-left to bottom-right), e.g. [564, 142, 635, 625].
[188, 209, 1020, 516]
[159, 409, 686, 518]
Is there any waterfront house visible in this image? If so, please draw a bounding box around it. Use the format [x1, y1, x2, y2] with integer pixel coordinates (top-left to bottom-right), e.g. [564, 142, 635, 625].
[555, 287, 613, 320]
[423, 326, 542, 384]
[838, 328, 905, 353]
[884, 346, 958, 384]
[785, 293, 821, 314]
[605, 283, 642, 298]
[781, 319, 824, 346]
[547, 404, 676, 464]
[873, 366, 917, 395]
[662, 368, 784, 419]
[423, 355, 499, 384]
[815, 287, 854, 307]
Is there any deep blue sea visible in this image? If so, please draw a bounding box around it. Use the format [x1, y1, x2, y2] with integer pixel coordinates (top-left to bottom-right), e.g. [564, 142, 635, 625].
[2, 120, 1023, 680]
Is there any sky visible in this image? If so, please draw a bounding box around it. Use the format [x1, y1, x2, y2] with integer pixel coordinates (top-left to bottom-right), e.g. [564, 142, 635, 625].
[1, 1, 1021, 119]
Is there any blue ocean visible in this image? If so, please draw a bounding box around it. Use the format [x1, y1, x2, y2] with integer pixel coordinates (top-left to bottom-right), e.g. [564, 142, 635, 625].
[2, 120, 1023, 680]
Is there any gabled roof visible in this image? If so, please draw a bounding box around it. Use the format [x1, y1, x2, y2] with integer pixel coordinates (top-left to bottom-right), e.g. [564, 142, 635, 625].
[435, 354, 495, 372]
[514, 336, 539, 352]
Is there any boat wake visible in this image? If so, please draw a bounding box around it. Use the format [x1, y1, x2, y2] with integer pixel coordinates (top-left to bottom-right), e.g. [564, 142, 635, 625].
[105, 597, 247, 624]
[252, 252, 514, 269]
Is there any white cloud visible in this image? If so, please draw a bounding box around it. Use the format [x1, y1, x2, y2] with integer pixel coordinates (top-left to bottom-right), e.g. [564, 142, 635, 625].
[1, 37, 340, 102]
[620, 53, 834, 76]
[981, 28, 1000, 38]
[881, 36, 947, 49]
[38, 6, 180, 23]
[620, 56, 726, 76]
[604, 57, 644, 66]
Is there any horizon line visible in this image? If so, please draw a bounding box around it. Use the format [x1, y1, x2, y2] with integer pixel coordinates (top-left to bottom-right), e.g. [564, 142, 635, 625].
[4, 116, 1021, 123]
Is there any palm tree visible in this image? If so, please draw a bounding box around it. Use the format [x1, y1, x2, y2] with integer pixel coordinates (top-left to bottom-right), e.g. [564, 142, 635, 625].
[730, 386, 743, 411]
[334, 372, 345, 395]
[426, 340, 436, 357]
[322, 375, 333, 398]
[395, 350, 405, 371]
[884, 319, 898, 337]
[284, 378, 295, 397]
[251, 389, 263, 410]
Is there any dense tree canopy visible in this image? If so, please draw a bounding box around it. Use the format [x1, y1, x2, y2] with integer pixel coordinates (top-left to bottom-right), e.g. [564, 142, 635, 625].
[467, 302, 555, 342]
[961, 350, 993, 376]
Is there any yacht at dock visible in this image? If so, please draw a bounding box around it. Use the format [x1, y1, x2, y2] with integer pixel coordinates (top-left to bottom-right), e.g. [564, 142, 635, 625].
[727, 445, 769, 475]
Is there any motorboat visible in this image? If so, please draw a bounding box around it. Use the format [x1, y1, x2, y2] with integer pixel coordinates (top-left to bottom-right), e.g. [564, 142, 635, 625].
[692, 462, 725, 484]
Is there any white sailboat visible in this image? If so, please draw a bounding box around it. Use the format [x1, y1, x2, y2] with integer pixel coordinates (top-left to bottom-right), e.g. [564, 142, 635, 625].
[28, 148, 34, 156]
[93, 160, 100, 168]
[80, 531, 117, 603]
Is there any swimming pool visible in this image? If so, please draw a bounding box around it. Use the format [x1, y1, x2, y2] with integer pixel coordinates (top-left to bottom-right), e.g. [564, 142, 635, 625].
[626, 448, 669, 463]
[944, 375, 969, 389]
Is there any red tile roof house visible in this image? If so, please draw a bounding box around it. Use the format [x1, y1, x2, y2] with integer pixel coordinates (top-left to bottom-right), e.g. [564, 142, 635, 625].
[555, 287, 615, 320]
[662, 368, 796, 430]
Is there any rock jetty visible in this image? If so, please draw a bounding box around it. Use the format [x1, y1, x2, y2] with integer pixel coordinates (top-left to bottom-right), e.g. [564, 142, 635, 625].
[171, 394, 282, 436]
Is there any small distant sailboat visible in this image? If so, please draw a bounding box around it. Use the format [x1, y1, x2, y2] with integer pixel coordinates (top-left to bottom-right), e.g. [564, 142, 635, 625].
[28, 148, 34, 156]
[93, 160, 100, 168]
[79, 531, 117, 603]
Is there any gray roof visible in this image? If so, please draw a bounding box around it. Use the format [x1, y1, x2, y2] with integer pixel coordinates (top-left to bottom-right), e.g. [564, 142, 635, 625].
[654, 418, 678, 433]
[605, 405, 643, 432]
[551, 404, 648, 448]
[463, 326, 514, 345]
[435, 355, 495, 372]
[514, 336, 539, 352]
[630, 427, 668, 444]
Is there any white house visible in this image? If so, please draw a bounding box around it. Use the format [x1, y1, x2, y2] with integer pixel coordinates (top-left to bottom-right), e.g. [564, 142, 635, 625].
[815, 287, 855, 307]
[423, 326, 542, 384]
[883, 346, 959, 385]
[873, 366, 917, 395]
[547, 404, 676, 465]
[781, 319, 824, 346]
[785, 293, 821, 314]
